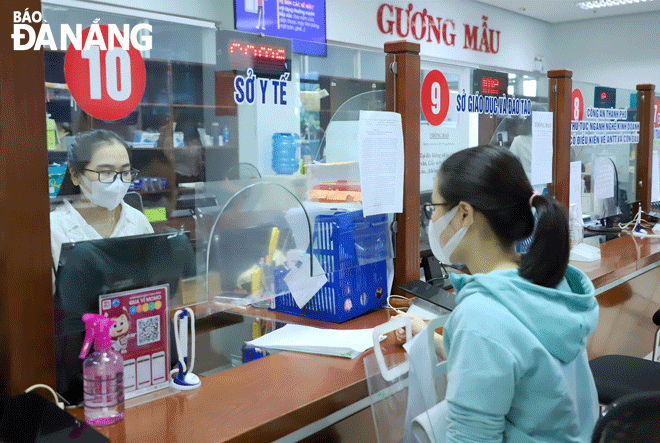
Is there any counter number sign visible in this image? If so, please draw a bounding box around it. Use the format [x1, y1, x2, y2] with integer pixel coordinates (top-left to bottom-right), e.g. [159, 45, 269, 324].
[572, 89, 584, 121]
[65, 25, 146, 121]
[421, 70, 449, 126]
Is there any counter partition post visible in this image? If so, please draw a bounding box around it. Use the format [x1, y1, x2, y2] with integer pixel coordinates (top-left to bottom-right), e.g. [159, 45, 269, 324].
[636, 84, 655, 212]
[384, 40, 421, 290]
[547, 69, 573, 208]
[0, 0, 56, 396]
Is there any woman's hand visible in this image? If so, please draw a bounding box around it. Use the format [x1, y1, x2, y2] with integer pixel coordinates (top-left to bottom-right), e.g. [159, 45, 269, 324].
[392, 313, 429, 344]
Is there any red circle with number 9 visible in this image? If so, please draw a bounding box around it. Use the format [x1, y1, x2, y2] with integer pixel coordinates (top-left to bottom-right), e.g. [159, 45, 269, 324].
[421, 70, 449, 126]
[65, 25, 146, 121]
[572, 89, 584, 121]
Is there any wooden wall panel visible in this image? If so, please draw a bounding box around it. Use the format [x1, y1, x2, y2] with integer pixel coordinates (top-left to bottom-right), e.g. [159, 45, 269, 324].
[0, 0, 55, 396]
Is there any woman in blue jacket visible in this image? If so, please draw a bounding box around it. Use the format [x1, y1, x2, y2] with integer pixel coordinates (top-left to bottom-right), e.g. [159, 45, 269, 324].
[400, 145, 600, 442]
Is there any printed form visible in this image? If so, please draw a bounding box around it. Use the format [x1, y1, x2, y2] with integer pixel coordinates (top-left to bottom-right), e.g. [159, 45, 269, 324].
[358, 111, 404, 217]
[531, 111, 554, 186]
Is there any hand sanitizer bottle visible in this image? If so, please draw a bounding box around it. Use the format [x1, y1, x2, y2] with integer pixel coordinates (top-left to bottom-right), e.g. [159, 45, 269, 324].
[79, 314, 125, 425]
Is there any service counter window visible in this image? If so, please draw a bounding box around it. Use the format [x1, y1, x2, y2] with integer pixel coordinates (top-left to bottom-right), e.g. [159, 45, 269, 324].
[570, 81, 638, 227]
[418, 63, 550, 260]
[43, 2, 392, 406]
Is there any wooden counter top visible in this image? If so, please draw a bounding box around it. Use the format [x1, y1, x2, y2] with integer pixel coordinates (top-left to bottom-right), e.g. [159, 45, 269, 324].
[71, 308, 401, 443]
[571, 233, 660, 290]
[71, 233, 660, 442]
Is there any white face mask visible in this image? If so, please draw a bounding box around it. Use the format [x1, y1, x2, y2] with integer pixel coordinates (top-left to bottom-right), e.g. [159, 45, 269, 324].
[80, 175, 130, 211]
[427, 205, 472, 264]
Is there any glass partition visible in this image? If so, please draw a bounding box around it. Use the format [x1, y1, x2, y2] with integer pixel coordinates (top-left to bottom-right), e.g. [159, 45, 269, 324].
[571, 81, 638, 223]
[44, 3, 394, 391]
[417, 63, 549, 256]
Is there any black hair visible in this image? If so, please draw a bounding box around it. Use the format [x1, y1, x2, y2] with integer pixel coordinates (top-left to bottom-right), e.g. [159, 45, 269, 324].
[437, 145, 569, 288]
[58, 129, 130, 196]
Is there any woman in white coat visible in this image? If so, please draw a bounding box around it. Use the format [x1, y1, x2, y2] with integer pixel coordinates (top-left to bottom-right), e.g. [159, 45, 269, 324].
[50, 129, 153, 271]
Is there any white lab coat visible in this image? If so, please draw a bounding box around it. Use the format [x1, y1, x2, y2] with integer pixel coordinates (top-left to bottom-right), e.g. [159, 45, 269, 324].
[50, 199, 154, 272]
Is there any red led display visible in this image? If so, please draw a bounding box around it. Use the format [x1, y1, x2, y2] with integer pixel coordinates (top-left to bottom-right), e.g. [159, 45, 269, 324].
[482, 77, 501, 95]
[228, 40, 287, 72]
[472, 69, 507, 97]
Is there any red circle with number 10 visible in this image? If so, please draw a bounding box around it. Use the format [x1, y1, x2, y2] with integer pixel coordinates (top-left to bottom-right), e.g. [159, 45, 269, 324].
[65, 25, 146, 121]
[421, 70, 450, 126]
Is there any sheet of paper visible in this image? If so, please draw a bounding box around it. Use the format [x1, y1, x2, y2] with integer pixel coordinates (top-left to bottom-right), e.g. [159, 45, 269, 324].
[653, 150, 660, 202]
[570, 161, 582, 210]
[246, 324, 376, 358]
[593, 157, 615, 200]
[283, 253, 328, 309]
[358, 111, 404, 216]
[530, 111, 554, 185]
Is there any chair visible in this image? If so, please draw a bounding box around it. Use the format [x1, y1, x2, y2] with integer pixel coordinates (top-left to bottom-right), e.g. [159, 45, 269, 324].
[591, 391, 660, 443]
[589, 309, 660, 405]
[123, 191, 144, 212]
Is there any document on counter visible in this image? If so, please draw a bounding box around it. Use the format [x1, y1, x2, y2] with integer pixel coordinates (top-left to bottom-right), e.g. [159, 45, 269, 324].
[358, 110, 404, 217]
[530, 111, 554, 186]
[245, 324, 376, 358]
[283, 252, 328, 309]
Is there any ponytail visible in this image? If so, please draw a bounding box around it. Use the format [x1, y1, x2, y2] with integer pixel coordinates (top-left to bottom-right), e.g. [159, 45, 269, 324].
[519, 194, 569, 288]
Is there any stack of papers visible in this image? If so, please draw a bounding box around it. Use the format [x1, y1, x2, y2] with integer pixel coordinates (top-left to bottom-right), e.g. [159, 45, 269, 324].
[246, 324, 376, 359]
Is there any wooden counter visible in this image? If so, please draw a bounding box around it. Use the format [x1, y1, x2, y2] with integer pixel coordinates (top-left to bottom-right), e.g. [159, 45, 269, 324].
[71, 308, 401, 442]
[71, 233, 660, 442]
[571, 234, 660, 291]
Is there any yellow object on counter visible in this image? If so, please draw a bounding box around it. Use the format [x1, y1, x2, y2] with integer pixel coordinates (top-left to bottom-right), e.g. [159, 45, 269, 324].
[266, 227, 280, 264]
[251, 267, 262, 295]
[143, 207, 167, 222]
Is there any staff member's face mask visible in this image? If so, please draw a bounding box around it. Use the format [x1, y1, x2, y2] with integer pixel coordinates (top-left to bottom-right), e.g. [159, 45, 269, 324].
[80, 175, 130, 211]
[427, 205, 472, 264]
[76, 142, 132, 211]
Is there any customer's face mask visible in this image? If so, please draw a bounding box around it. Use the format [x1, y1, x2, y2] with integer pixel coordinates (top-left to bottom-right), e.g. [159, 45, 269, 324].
[427, 205, 472, 264]
[80, 175, 130, 211]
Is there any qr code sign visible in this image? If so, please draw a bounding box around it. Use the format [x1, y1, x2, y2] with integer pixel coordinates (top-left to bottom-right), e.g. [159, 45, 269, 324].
[102, 299, 111, 310]
[136, 315, 160, 346]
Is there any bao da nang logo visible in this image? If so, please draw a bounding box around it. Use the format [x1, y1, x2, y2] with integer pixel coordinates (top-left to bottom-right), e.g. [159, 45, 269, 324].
[12, 9, 151, 122]
[11, 8, 152, 51]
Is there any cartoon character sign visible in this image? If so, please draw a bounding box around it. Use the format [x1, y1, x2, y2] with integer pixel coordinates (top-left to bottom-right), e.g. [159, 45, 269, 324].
[107, 307, 134, 354]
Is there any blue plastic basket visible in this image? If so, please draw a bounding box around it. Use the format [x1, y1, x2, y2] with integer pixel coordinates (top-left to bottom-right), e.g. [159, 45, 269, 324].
[271, 210, 389, 323]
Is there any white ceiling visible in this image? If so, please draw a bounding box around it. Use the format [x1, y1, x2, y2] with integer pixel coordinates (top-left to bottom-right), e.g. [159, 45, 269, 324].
[475, 0, 660, 23]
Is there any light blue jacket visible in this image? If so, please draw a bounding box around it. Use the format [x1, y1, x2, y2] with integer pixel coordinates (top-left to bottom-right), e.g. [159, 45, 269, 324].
[442, 264, 600, 443]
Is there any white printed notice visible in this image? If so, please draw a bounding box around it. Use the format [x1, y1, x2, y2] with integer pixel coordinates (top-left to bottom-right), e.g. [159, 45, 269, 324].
[531, 111, 554, 186]
[358, 111, 404, 216]
[653, 150, 660, 202]
[284, 253, 328, 309]
[593, 157, 615, 200]
[570, 161, 582, 210]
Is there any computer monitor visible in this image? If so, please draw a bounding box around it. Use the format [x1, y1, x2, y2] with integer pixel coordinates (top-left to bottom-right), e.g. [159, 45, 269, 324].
[53, 231, 195, 405]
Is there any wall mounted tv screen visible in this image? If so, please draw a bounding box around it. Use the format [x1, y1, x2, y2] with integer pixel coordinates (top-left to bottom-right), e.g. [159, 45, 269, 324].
[234, 0, 327, 57]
